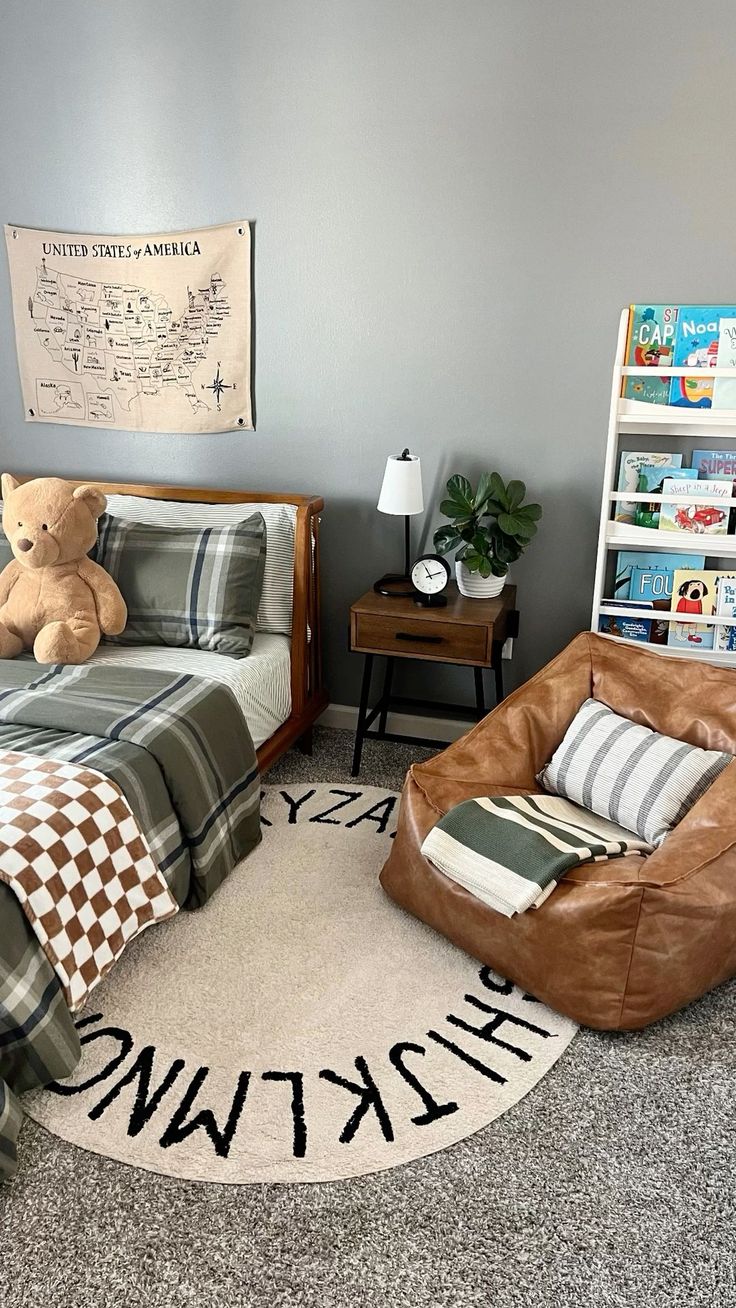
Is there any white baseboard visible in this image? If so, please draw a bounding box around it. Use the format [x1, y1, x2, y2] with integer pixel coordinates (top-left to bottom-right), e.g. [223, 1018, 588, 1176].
[318, 702, 474, 743]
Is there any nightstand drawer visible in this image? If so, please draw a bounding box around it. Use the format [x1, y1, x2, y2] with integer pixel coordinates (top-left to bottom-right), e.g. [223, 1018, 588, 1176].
[352, 611, 489, 665]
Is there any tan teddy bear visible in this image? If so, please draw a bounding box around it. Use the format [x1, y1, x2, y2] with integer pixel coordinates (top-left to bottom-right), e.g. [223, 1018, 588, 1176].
[0, 474, 127, 664]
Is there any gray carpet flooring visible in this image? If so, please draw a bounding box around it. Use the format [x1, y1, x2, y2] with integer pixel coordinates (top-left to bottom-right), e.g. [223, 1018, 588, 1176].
[1, 727, 734, 1308]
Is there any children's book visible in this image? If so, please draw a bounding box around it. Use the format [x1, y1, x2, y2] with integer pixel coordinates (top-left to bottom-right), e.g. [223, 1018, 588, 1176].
[715, 575, 736, 653]
[658, 477, 731, 535]
[615, 551, 706, 603]
[634, 466, 696, 528]
[616, 451, 683, 524]
[599, 602, 652, 643]
[668, 569, 723, 650]
[669, 305, 736, 408]
[621, 305, 678, 405]
[712, 319, 736, 410]
[691, 448, 736, 478]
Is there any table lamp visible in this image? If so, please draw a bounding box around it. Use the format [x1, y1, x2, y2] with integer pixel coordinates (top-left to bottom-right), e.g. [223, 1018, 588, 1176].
[374, 448, 424, 597]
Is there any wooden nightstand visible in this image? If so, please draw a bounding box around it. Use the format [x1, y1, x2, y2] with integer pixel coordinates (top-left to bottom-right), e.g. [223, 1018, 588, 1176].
[348, 582, 519, 775]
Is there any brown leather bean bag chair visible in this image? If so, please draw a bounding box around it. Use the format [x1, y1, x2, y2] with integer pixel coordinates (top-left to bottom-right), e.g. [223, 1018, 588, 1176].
[380, 632, 736, 1030]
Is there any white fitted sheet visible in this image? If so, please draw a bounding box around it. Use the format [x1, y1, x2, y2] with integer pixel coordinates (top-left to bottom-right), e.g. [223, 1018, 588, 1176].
[87, 635, 292, 750]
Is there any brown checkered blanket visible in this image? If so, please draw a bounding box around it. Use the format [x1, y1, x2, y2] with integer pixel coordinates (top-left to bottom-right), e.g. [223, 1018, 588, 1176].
[0, 659, 261, 1179]
[0, 751, 178, 1011]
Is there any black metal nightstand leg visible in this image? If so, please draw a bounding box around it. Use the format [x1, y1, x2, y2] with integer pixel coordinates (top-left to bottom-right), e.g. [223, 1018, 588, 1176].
[351, 653, 374, 776]
[378, 657, 394, 736]
[493, 640, 505, 703]
[474, 666, 486, 719]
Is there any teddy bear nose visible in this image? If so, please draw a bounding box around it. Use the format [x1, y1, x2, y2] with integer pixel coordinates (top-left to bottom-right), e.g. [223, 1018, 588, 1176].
[17, 538, 33, 552]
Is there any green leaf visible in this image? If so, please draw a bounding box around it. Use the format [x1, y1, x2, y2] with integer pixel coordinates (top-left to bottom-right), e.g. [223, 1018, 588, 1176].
[445, 475, 474, 514]
[523, 502, 543, 521]
[506, 479, 526, 511]
[477, 556, 493, 579]
[461, 550, 484, 573]
[474, 472, 495, 513]
[498, 512, 532, 535]
[489, 471, 506, 504]
[507, 516, 537, 539]
[433, 525, 461, 554]
[471, 530, 491, 554]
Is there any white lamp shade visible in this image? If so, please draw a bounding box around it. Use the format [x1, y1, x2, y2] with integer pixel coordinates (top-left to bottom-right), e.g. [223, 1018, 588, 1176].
[377, 452, 424, 516]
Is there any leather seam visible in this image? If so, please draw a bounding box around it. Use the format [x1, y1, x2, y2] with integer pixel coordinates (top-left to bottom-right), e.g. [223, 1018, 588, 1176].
[617, 883, 646, 1028]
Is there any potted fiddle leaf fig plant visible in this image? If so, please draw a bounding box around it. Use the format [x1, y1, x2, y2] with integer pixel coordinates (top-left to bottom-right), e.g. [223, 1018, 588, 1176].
[434, 472, 542, 598]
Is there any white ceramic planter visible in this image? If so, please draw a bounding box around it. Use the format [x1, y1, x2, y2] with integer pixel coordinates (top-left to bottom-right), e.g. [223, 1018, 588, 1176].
[455, 560, 506, 599]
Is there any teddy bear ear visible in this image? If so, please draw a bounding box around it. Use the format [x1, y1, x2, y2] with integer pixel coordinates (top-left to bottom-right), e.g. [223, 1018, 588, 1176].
[72, 484, 107, 519]
[1, 474, 19, 500]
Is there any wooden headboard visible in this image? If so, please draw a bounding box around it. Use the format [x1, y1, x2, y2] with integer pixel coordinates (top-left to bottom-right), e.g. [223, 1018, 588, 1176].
[21, 477, 327, 772]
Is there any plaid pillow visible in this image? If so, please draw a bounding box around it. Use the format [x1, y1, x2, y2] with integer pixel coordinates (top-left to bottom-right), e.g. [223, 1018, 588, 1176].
[538, 697, 732, 846]
[92, 511, 266, 657]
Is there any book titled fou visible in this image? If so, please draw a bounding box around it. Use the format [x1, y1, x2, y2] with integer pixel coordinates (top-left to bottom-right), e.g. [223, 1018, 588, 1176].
[621, 305, 678, 405]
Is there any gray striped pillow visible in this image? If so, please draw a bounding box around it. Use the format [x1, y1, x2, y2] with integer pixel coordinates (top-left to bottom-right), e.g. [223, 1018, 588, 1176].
[537, 698, 732, 846]
[104, 495, 297, 636]
[92, 511, 266, 658]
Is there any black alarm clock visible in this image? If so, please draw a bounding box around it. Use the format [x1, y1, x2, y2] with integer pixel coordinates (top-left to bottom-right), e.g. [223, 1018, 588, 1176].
[411, 553, 451, 606]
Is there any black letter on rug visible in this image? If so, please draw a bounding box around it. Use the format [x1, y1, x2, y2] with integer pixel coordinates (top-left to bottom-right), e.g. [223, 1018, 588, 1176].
[262, 1070, 307, 1158]
[159, 1067, 250, 1158]
[446, 996, 554, 1062]
[319, 1056, 394, 1144]
[389, 1042, 459, 1127]
[345, 796, 397, 834]
[49, 1021, 134, 1097]
[279, 789, 316, 823]
[309, 789, 363, 825]
[426, 1030, 506, 1084]
[87, 1046, 185, 1136]
[477, 966, 513, 995]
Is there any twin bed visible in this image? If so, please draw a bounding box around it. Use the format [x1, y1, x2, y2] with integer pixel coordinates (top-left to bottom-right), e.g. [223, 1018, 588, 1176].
[0, 479, 326, 1176]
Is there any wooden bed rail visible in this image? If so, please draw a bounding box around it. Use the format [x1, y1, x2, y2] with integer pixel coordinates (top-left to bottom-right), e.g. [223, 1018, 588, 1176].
[18, 476, 328, 771]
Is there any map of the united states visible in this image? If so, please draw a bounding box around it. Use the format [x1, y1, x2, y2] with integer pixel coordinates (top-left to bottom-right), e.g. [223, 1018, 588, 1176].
[29, 263, 232, 422]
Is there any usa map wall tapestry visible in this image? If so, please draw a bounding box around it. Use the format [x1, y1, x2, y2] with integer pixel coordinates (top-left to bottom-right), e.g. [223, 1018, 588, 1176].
[3, 221, 252, 433]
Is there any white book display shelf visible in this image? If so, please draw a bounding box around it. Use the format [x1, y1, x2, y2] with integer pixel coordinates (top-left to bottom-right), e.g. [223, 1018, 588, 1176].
[591, 307, 736, 665]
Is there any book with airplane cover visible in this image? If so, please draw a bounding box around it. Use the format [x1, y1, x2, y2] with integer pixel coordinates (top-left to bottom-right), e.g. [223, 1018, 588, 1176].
[634, 466, 696, 528]
[715, 575, 736, 652]
[616, 450, 683, 524]
[669, 569, 736, 650]
[713, 318, 736, 410]
[615, 551, 706, 604]
[669, 305, 736, 408]
[621, 305, 678, 405]
[658, 477, 731, 535]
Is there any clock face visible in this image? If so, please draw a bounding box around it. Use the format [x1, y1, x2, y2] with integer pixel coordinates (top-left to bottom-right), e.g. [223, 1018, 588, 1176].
[411, 554, 450, 595]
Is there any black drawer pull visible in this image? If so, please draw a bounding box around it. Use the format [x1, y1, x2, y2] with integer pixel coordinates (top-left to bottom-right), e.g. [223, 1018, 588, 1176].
[396, 632, 444, 644]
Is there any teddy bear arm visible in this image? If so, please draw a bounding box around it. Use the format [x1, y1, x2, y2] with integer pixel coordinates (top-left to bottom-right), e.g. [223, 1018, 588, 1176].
[0, 559, 21, 607]
[77, 558, 128, 636]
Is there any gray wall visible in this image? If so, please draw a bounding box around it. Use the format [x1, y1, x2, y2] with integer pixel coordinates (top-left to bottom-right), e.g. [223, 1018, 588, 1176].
[1, 0, 735, 704]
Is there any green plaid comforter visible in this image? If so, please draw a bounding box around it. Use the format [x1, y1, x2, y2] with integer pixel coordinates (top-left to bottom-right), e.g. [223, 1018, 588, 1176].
[0, 660, 261, 1178]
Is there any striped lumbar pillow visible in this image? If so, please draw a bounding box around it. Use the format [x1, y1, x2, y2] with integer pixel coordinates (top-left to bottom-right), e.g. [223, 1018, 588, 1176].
[92, 511, 266, 657]
[537, 698, 732, 847]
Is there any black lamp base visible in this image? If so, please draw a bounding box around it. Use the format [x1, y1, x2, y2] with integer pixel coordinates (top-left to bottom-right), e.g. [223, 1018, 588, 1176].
[373, 513, 416, 598]
[373, 572, 415, 598]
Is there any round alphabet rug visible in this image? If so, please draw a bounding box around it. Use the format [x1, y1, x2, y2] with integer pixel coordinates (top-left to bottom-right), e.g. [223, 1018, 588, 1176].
[23, 784, 577, 1183]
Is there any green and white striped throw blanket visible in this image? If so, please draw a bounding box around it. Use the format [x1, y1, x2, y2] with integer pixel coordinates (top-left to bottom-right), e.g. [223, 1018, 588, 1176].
[420, 794, 652, 917]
